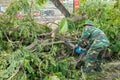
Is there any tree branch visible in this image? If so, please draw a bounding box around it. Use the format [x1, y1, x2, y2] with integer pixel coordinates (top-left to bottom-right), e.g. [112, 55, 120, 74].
[49, 0, 70, 17]
[26, 40, 77, 50]
[70, 12, 87, 22]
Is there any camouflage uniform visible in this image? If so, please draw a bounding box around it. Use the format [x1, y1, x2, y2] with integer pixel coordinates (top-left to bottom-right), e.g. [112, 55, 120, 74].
[78, 26, 110, 73]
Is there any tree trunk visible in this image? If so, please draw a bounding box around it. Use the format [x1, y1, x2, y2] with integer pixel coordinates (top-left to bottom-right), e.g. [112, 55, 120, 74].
[49, 0, 70, 17]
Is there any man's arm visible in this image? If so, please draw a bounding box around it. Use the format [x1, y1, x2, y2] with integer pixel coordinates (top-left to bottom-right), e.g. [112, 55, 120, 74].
[78, 28, 91, 45]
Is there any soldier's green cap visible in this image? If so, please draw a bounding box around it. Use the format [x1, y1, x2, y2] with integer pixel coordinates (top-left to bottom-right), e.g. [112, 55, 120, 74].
[84, 20, 94, 26]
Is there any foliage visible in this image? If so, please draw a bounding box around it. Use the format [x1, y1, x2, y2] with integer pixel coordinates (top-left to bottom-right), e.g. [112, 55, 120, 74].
[6, 0, 29, 16]
[58, 18, 68, 34]
[37, 0, 47, 6]
[77, 0, 120, 54]
[0, 14, 51, 50]
[0, 0, 120, 80]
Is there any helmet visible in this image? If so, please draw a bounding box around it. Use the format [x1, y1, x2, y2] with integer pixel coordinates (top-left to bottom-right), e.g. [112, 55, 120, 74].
[84, 20, 94, 26]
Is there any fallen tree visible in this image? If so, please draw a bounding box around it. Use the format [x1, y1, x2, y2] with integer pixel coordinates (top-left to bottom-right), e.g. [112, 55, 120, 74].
[0, 0, 120, 80]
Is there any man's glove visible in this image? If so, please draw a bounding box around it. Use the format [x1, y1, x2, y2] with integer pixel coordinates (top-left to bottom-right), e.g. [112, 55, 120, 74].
[75, 46, 87, 55]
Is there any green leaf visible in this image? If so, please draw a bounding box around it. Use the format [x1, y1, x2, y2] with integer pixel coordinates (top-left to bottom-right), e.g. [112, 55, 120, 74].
[44, 76, 60, 80]
[49, 76, 60, 80]
[58, 19, 68, 34]
[23, 60, 34, 74]
[37, 0, 47, 6]
[20, 71, 27, 80]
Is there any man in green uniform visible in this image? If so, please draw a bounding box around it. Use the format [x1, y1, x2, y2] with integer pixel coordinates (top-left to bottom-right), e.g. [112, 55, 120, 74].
[77, 20, 110, 73]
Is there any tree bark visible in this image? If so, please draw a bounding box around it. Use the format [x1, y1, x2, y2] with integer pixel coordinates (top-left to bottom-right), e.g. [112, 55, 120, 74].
[49, 0, 70, 17]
